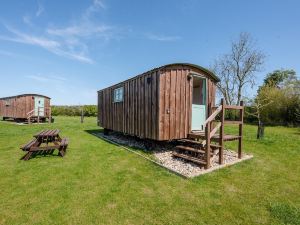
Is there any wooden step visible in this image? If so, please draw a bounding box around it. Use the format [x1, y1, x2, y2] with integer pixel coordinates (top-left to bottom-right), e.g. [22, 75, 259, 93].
[188, 133, 241, 142]
[177, 139, 205, 146]
[176, 144, 219, 153]
[176, 145, 206, 154]
[178, 138, 221, 149]
[210, 144, 221, 149]
[172, 152, 207, 165]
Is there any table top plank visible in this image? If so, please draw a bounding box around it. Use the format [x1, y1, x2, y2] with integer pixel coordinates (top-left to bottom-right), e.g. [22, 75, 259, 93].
[49, 129, 59, 137]
[47, 130, 56, 137]
[43, 130, 53, 137]
[30, 145, 60, 151]
[34, 129, 60, 138]
[34, 129, 46, 137]
[53, 129, 60, 136]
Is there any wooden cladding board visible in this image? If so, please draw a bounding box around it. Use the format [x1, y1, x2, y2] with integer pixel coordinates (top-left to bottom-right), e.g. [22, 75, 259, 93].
[158, 68, 191, 140]
[157, 66, 216, 140]
[0, 95, 50, 119]
[98, 71, 159, 140]
[98, 64, 217, 141]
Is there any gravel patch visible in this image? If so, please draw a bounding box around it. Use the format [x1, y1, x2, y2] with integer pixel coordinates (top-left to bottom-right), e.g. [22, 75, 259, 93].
[97, 132, 253, 178]
[154, 149, 252, 177]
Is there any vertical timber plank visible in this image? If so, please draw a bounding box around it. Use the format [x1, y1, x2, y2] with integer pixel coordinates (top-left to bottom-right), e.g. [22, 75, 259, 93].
[159, 71, 166, 140]
[175, 69, 181, 139]
[164, 70, 171, 140]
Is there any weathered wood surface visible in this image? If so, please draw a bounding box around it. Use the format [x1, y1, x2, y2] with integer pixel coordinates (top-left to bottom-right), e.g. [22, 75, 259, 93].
[173, 152, 207, 165]
[188, 132, 241, 142]
[173, 98, 245, 169]
[98, 64, 218, 141]
[20, 129, 68, 160]
[0, 94, 50, 119]
[99, 71, 160, 140]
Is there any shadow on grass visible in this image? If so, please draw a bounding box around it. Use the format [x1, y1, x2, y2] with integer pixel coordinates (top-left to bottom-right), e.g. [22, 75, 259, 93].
[1, 118, 49, 125]
[21, 150, 63, 161]
[84, 129, 167, 156]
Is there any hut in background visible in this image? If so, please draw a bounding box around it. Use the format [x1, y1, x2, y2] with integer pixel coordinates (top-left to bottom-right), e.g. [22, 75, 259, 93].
[0, 94, 51, 123]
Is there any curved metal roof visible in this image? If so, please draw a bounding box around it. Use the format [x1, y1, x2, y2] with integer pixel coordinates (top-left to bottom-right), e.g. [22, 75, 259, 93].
[0, 94, 51, 100]
[98, 63, 220, 91]
[159, 63, 220, 82]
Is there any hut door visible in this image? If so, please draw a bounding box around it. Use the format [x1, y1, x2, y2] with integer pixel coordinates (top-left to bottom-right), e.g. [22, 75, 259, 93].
[34, 97, 45, 116]
[191, 76, 206, 131]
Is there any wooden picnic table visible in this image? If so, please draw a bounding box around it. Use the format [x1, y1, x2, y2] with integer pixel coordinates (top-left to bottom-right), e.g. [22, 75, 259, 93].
[20, 129, 69, 160]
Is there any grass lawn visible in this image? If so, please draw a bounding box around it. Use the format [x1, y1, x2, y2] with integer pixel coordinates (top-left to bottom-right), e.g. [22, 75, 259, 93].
[0, 116, 299, 225]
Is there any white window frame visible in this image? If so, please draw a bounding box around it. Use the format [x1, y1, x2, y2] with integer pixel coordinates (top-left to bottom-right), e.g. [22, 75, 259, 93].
[113, 87, 124, 103]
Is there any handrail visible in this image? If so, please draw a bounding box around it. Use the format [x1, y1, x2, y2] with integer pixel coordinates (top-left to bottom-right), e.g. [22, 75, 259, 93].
[202, 105, 222, 129]
[224, 105, 243, 110]
[203, 101, 225, 168]
[209, 122, 222, 139]
[201, 99, 244, 169]
[26, 107, 52, 124]
[27, 109, 35, 116]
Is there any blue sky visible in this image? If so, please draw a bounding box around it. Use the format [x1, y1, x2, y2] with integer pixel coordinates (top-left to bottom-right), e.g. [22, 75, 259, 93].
[0, 0, 299, 105]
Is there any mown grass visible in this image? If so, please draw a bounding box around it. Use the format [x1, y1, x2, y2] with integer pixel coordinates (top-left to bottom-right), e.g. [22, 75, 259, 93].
[0, 117, 299, 225]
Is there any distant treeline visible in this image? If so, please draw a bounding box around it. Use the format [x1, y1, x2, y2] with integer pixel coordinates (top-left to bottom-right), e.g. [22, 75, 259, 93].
[51, 105, 97, 117]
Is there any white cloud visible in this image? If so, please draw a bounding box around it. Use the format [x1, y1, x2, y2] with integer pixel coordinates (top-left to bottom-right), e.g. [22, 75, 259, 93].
[26, 75, 50, 82]
[36, 2, 44, 17]
[2, 25, 60, 48]
[26, 75, 67, 83]
[50, 75, 67, 81]
[46, 0, 112, 41]
[146, 33, 181, 41]
[1, 24, 93, 64]
[23, 15, 33, 26]
[0, 0, 116, 64]
[84, 0, 106, 19]
[47, 24, 112, 38]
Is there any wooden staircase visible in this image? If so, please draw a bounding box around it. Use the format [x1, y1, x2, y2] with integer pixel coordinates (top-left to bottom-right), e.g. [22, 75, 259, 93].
[172, 99, 244, 169]
[26, 107, 52, 124]
[27, 109, 35, 124]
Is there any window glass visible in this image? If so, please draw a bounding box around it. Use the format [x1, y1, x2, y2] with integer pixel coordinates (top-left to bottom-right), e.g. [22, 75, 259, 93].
[114, 87, 124, 102]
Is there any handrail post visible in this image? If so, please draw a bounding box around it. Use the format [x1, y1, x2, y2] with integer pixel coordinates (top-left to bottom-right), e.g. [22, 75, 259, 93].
[238, 101, 244, 158]
[49, 107, 52, 124]
[28, 111, 31, 124]
[219, 98, 225, 164]
[37, 107, 40, 124]
[205, 122, 211, 169]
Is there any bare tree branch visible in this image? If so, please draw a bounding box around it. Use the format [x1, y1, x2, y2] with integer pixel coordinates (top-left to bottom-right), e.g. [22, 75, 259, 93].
[211, 32, 265, 105]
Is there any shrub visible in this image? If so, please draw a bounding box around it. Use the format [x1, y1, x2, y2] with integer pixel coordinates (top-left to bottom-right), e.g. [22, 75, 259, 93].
[51, 105, 97, 117]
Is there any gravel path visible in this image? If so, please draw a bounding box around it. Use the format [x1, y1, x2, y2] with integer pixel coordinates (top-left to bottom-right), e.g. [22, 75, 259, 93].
[98, 132, 252, 178]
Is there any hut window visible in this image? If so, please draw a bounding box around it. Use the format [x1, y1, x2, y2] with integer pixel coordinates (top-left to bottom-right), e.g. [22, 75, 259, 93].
[113, 87, 124, 102]
[5, 100, 10, 106]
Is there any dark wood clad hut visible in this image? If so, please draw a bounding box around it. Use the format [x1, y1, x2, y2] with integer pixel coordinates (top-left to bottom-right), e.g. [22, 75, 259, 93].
[98, 63, 220, 141]
[0, 94, 51, 122]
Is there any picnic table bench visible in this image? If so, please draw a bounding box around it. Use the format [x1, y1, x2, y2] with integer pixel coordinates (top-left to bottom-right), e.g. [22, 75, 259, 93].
[20, 129, 69, 160]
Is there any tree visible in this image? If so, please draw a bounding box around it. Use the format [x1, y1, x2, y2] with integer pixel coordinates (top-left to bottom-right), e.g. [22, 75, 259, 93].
[258, 69, 300, 125]
[262, 69, 297, 88]
[211, 32, 265, 105]
[246, 89, 273, 139]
